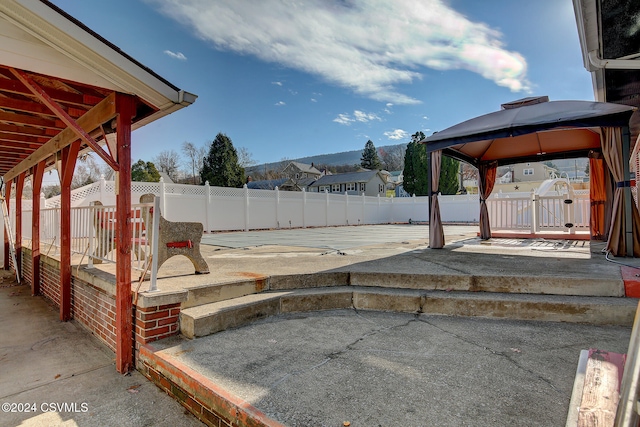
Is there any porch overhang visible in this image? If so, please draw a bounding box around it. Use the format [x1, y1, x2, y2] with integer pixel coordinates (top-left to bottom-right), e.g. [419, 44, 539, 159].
[0, 0, 196, 374]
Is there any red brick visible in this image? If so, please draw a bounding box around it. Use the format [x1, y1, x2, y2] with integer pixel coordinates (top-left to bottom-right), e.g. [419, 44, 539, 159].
[138, 319, 158, 329]
[142, 325, 171, 337]
[139, 310, 171, 321]
[201, 407, 223, 427]
[157, 316, 179, 327]
[170, 308, 181, 316]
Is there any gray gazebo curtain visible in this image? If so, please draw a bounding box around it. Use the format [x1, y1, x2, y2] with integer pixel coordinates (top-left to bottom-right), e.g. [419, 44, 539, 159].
[478, 161, 498, 240]
[601, 127, 640, 257]
[429, 150, 444, 248]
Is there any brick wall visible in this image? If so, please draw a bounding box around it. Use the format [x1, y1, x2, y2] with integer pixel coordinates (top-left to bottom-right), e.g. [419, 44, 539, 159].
[135, 303, 180, 345]
[72, 277, 117, 351]
[40, 260, 61, 307]
[20, 249, 182, 359]
[21, 251, 32, 285]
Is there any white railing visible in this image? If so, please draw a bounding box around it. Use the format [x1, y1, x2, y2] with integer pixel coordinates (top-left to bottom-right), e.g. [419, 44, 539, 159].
[20, 203, 153, 271]
[487, 190, 590, 233]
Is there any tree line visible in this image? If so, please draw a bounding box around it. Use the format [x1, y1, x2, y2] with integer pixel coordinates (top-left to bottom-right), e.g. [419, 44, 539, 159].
[40, 131, 463, 197]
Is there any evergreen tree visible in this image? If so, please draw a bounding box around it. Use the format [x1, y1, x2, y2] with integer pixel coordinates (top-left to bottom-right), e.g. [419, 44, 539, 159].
[200, 133, 245, 188]
[402, 132, 429, 196]
[438, 155, 460, 195]
[360, 140, 382, 170]
[131, 160, 161, 182]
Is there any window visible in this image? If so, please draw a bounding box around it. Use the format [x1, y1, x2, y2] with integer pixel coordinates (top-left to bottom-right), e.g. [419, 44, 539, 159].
[346, 183, 355, 191]
[320, 186, 329, 193]
[379, 184, 384, 193]
[295, 173, 300, 179]
[332, 184, 341, 192]
[523, 168, 534, 176]
[360, 183, 366, 192]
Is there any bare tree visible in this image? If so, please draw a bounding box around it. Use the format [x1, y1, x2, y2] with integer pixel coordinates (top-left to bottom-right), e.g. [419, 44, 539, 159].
[72, 153, 102, 188]
[379, 144, 406, 171]
[182, 142, 199, 184]
[238, 147, 257, 168]
[154, 149, 181, 182]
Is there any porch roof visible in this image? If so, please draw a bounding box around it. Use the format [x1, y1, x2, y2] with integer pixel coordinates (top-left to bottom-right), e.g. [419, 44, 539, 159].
[0, 0, 196, 181]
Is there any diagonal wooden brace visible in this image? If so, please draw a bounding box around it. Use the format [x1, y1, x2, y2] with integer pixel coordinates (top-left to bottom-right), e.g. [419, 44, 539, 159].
[9, 68, 119, 171]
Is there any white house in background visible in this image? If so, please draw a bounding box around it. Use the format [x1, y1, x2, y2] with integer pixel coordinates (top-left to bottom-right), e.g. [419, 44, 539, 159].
[282, 161, 322, 180]
[511, 162, 558, 182]
[308, 170, 387, 196]
[497, 169, 512, 184]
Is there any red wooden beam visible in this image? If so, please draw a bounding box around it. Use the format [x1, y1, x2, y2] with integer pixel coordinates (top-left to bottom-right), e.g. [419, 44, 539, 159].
[14, 172, 24, 281]
[115, 93, 135, 374]
[59, 140, 80, 322]
[3, 180, 11, 270]
[0, 111, 65, 130]
[10, 68, 119, 172]
[31, 162, 44, 296]
[0, 76, 102, 108]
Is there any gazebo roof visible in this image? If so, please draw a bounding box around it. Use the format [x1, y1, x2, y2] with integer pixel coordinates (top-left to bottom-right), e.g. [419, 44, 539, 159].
[422, 97, 635, 166]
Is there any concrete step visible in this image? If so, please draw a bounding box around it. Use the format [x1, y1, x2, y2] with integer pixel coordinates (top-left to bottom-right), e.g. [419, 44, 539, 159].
[173, 269, 623, 313]
[181, 278, 269, 309]
[179, 286, 638, 339]
[346, 272, 625, 297]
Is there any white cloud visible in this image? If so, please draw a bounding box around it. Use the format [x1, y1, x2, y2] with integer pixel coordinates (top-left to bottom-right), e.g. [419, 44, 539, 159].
[275, 101, 286, 106]
[311, 98, 317, 102]
[353, 110, 381, 123]
[333, 113, 354, 125]
[163, 50, 187, 60]
[334, 110, 380, 125]
[384, 129, 409, 140]
[149, 0, 530, 104]
[272, 81, 283, 86]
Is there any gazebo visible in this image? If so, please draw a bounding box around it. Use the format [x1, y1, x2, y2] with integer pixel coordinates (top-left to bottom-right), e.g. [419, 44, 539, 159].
[422, 96, 640, 258]
[0, 0, 196, 372]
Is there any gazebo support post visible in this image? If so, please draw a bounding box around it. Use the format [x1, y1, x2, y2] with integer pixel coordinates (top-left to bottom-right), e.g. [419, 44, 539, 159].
[623, 125, 633, 257]
[427, 150, 432, 228]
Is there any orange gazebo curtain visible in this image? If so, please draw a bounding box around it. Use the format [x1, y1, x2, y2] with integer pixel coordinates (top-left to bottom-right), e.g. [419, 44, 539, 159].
[589, 152, 606, 240]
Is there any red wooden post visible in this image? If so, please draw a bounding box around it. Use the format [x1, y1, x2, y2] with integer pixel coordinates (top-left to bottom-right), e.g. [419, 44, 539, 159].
[3, 180, 11, 270]
[60, 141, 80, 321]
[15, 172, 25, 280]
[115, 93, 135, 373]
[31, 162, 45, 295]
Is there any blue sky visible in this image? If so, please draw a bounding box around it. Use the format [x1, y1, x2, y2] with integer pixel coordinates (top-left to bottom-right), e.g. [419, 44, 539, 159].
[50, 0, 592, 168]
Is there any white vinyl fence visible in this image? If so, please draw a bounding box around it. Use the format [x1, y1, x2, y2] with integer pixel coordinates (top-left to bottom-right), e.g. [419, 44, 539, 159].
[7, 179, 590, 269]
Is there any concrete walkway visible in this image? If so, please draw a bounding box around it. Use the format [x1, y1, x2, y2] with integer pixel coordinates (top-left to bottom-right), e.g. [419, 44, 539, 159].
[0, 273, 202, 427]
[151, 309, 632, 427]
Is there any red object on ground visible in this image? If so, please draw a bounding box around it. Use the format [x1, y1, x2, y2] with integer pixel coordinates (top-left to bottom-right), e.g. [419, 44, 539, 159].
[621, 265, 640, 298]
